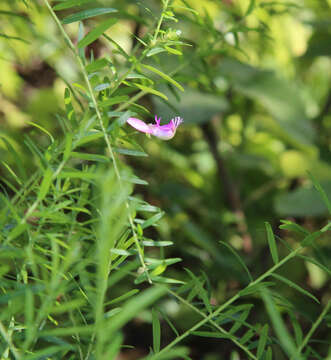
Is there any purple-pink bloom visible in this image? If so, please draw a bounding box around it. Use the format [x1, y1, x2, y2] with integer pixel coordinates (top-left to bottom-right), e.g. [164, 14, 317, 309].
[127, 115, 183, 140]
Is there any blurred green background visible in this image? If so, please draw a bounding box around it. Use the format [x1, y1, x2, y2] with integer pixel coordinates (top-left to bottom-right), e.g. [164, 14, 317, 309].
[0, 0, 331, 358]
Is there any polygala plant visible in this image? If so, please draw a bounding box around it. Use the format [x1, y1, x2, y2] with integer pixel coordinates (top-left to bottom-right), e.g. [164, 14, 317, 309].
[0, 0, 330, 359]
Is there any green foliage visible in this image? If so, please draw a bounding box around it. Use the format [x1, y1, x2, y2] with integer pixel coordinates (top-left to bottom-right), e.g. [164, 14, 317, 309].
[0, 0, 330, 359]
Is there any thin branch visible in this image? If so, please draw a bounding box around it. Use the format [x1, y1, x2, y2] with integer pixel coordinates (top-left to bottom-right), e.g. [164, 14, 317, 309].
[167, 289, 258, 360]
[42, 0, 150, 283]
[295, 300, 331, 357]
[150, 244, 304, 359]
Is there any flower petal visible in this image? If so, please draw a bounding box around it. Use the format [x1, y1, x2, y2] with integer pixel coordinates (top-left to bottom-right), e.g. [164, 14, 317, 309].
[127, 117, 152, 134]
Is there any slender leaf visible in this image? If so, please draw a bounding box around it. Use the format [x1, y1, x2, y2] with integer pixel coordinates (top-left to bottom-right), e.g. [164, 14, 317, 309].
[78, 18, 118, 48]
[261, 289, 303, 360]
[152, 309, 161, 353]
[141, 212, 165, 229]
[141, 64, 184, 92]
[133, 83, 168, 100]
[270, 273, 319, 303]
[53, 0, 95, 11]
[62, 8, 118, 24]
[309, 172, 331, 214]
[38, 167, 53, 201]
[219, 241, 253, 282]
[256, 324, 269, 359]
[265, 222, 279, 264]
[105, 286, 167, 336]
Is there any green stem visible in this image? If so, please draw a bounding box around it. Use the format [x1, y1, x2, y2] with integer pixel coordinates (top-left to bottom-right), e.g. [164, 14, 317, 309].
[296, 300, 331, 357]
[153, 0, 170, 43]
[150, 245, 303, 359]
[167, 289, 258, 360]
[42, 0, 150, 284]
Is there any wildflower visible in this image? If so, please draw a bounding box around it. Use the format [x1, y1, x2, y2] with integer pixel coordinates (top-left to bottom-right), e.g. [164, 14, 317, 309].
[127, 115, 183, 140]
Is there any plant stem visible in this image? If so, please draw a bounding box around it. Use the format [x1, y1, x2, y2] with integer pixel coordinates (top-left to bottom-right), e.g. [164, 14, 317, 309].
[42, 0, 150, 284]
[153, 0, 170, 43]
[167, 289, 258, 360]
[295, 300, 331, 357]
[150, 245, 303, 359]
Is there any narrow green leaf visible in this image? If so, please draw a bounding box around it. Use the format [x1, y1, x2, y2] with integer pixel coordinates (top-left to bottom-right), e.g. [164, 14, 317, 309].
[265, 222, 279, 264]
[185, 268, 212, 313]
[146, 47, 166, 57]
[133, 83, 168, 100]
[270, 273, 319, 303]
[74, 132, 103, 147]
[126, 73, 153, 82]
[309, 172, 331, 215]
[0, 10, 32, 22]
[164, 45, 182, 55]
[229, 309, 250, 335]
[136, 204, 159, 212]
[113, 147, 148, 157]
[245, 0, 256, 16]
[57, 171, 98, 180]
[279, 220, 310, 235]
[141, 64, 184, 92]
[321, 221, 331, 232]
[0, 33, 30, 44]
[297, 254, 331, 277]
[219, 241, 253, 282]
[38, 167, 53, 201]
[265, 347, 272, 360]
[1, 161, 22, 185]
[53, 0, 95, 11]
[62, 8, 118, 24]
[71, 152, 110, 163]
[141, 212, 164, 229]
[98, 96, 129, 108]
[134, 274, 184, 285]
[85, 58, 109, 72]
[289, 312, 303, 346]
[40, 325, 95, 336]
[158, 309, 179, 337]
[239, 281, 275, 297]
[261, 289, 301, 360]
[152, 309, 161, 353]
[7, 224, 28, 242]
[105, 286, 167, 336]
[145, 258, 182, 268]
[94, 82, 111, 91]
[24, 345, 74, 360]
[78, 18, 118, 48]
[64, 87, 77, 126]
[105, 289, 140, 306]
[240, 328, 255, 345]
[50, 298, 86, 314]
[257, 324, 269, 359]
[26, 121, 54, 143]
[122, 175, 148, 185]
[142, 240, 173, 247]
[192, 331, 230, 339]
[63, 133, 72, 161]
[0, 135, 27, 180]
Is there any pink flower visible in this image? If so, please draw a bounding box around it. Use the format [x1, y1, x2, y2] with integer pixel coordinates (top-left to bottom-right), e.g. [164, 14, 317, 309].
[127, 115, 183, 140]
